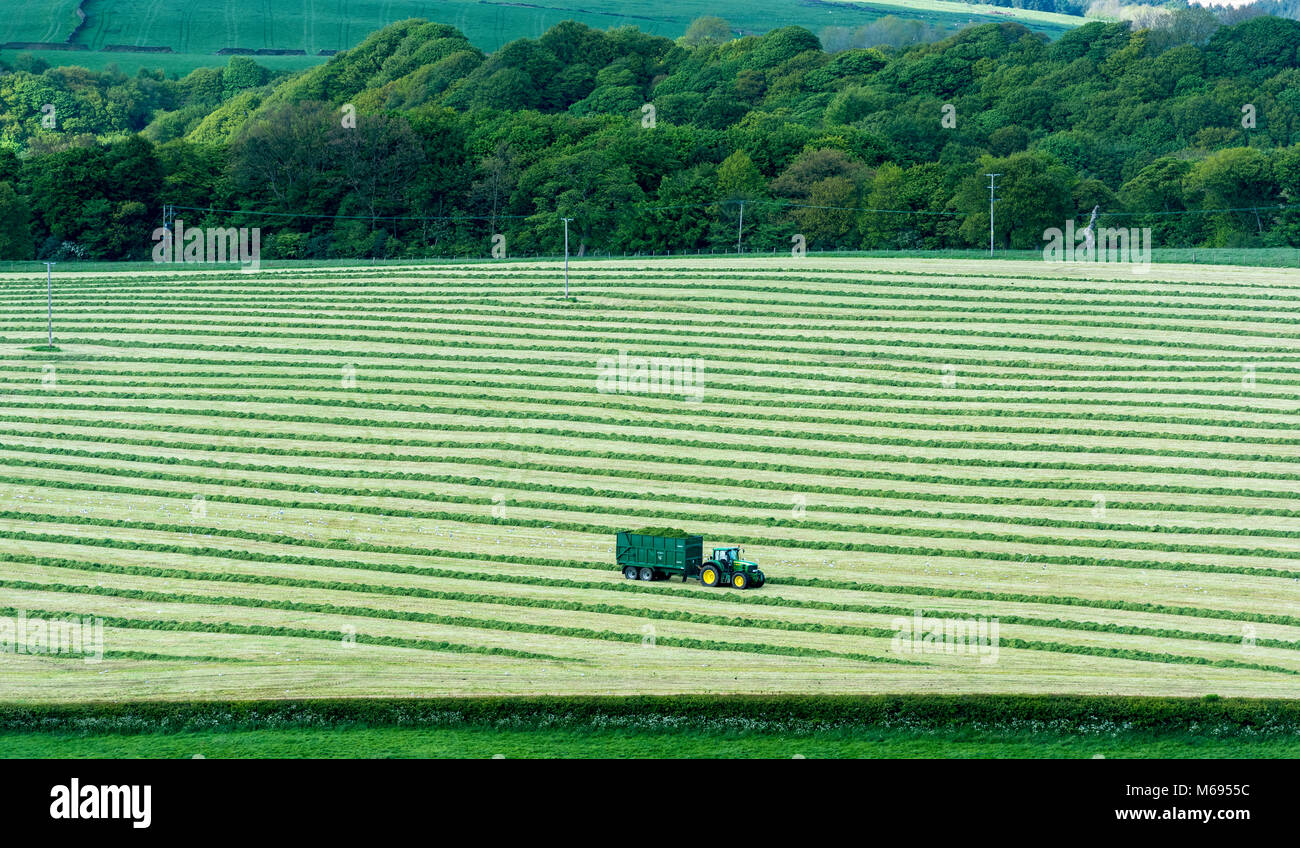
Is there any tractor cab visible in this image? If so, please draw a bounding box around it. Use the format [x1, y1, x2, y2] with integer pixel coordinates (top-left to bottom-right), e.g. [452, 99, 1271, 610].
[702, 547, 765, 589]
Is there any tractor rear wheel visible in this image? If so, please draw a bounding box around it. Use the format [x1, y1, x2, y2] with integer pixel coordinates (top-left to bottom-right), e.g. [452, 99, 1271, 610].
[732, 572, 750, 590]
[623, 566, 638, 580]
[638, 567, 654, 581]
[699, 565, 720, 587]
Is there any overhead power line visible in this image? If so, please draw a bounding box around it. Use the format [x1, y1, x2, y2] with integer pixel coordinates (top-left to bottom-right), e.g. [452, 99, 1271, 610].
[166, 205, 534, 222]
[165, 198, 1300, 229]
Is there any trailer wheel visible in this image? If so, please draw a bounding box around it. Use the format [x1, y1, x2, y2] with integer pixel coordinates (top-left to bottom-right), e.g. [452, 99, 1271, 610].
[699, 565, 720, 587]
[732, 572, 750, 590]
[638, 567, 654, 581]
[623, 566, 638, 580]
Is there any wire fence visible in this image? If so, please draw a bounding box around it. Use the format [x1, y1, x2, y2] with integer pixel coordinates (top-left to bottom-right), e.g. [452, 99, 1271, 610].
[156, 196, 1300, 259]
[5, 245, 1300, 275]
[6, 195, 1299, 275]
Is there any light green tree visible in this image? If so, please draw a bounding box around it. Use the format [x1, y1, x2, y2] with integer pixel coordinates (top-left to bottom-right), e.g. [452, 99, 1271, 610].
[679, 17, 732, 48]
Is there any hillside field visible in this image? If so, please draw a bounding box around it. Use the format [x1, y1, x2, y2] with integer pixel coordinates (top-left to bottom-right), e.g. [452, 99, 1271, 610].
[1, 0, 1084, 74]
[0, 255, 1298, 717]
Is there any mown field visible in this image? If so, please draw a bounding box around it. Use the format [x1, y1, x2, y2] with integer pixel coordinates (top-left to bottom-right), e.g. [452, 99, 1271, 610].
[1, 255, 1299, 708]
[8, 724, 1298, 758]
[5, 0, 1082, 69]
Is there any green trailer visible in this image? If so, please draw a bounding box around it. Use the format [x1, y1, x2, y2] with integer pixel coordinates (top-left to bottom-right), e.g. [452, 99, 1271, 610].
[615, 530, 765, 589]
[615, 530, 702, 582]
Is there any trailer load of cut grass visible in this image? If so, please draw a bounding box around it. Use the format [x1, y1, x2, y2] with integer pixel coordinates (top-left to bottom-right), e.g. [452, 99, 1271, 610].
[627, 527, 693, 538]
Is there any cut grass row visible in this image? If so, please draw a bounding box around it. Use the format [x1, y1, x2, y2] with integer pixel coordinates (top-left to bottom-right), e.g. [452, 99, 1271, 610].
[19, 342, 1300, 385]
[14, 278, 1300, 312]
[12, 388, 1300, 451]
[0, 581, 917, 668]
[17, 290, 1300, 353]
[20, 371, 1300, 421]
[16, 448, 1300, 534]
[5, 476, 1294, 582]
[6, 529, 1292, 629]
[0, 604, 575, 663]
[14, 419, 1300, 521]
[18, 301, 1300, 332]
[12, 551, 1300, 659]
[15, 391, 1300, 465]
[11, 265, 1300, 295]
[13, 408, 1300, 499]
[16, 301, 1300, 346]
[9, 565, 1297, 676]
[14, 383, 1300, 439]
[18, 389, 1300, 446]
[8, 464, 1300, 572]
[12, 419, 1300, 535]
[20, 333, 1300, 375]
[26, 359, 1297, 409]
[15, 313, 1300, 359]
[19, 356, 1300, 393]
[13, 454, 1300, 553]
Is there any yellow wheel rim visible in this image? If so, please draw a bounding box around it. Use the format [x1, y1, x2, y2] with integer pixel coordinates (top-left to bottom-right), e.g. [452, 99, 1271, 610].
[733, 574, 744, 587]
[703, 570, 715, 584]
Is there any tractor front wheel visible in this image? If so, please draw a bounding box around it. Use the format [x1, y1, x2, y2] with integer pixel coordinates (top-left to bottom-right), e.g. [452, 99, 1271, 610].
[753, 570, 765, 588]
[699, 565, 720, 587]
[639, 567, 655, 581]
[732, 572, 750, 590]
[623, 566, 638, 580]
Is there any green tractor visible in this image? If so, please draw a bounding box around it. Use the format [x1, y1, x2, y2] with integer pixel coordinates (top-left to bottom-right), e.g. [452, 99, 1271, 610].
[699, 546, 765, 590]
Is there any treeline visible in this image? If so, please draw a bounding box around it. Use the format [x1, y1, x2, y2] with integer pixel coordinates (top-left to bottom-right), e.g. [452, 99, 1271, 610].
[4, 14, 1300, 260]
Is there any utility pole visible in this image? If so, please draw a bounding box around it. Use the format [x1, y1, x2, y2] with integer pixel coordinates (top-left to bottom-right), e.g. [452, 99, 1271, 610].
[737, 201, 745, 254]
[984, 174, 1001, 257]
[561, 217, 573, 298]
[43, 262, 55, 346]
[161, 203, 175, 263]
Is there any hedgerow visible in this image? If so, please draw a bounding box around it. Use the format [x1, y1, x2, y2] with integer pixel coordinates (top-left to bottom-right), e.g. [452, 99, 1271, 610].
[5, 695, 1300, 737]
